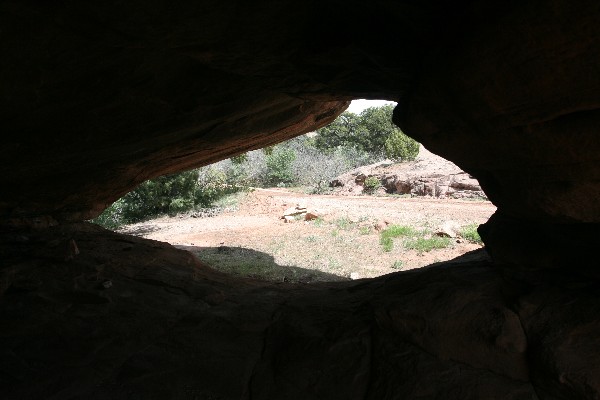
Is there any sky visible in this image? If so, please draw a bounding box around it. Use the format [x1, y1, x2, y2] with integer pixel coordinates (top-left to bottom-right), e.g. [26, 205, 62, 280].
[346, 99, 397, 114]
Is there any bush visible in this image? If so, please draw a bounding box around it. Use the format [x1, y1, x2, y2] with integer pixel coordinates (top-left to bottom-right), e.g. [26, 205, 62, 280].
[314, 104, 419, 161]
[230, 152, 248, 164]
[195, 167, 228, 206]
[363, 176, 381, 194]
[265, 147, 297, 186]
[90, 198, 126, 230]
[384, 129, 420, 161]
[459, 223, 483, 244]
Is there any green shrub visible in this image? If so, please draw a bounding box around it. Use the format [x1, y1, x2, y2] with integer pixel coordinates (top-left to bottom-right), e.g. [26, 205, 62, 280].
[460, 223, 483, 244]
[230, 152, 248, 164]
[363, 176, 381, 194]
[381, 237, 394, 252]
[265, 147, 297, 185]
[91, 166, 246, 229]
[196, 167, 228, 207]
[90, 198, 126, 230]
[117, 169, 200, 223]
[384, 129, 420, 161]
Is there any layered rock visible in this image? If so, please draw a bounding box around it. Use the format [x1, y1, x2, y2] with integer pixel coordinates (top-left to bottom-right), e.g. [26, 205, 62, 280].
[330, 145, 487, 199]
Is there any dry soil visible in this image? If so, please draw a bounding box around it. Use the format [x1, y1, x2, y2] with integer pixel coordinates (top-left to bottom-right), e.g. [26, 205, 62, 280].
[119, 188, 497, 283]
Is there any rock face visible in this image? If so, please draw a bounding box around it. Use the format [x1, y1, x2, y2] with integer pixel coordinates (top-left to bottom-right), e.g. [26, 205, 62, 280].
[2, 223, 599, 399]
[1, 0, 600, 399]
[330, 145, 487, 199]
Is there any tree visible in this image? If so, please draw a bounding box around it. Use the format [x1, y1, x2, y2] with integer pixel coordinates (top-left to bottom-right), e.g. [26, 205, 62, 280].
[313, 112, 363, 151]
[384, 130, 420, 161]
[313, 104, 419, 161]
[265, 147, 297, 185]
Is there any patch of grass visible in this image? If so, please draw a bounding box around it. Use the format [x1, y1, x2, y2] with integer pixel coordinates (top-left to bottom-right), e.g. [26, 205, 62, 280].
[359, 226, 371, 235]
[328, 258, 342, 270]
[391, 260, 404, 270]
[381, 237, 394, 252]
[404, 235, 452, 253]
[381, 225, 416, 239]
[331, 229, 340, 237]
[305, 235, 319, 243]
[379, 225, 416, 251]
[460, 223, 483, 244]
[312, 217, 325, 227]
[335, 216, 353, 230]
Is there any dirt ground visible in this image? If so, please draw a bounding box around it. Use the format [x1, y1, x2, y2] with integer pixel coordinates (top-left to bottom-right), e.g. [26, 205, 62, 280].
[119, 188, 497, 283]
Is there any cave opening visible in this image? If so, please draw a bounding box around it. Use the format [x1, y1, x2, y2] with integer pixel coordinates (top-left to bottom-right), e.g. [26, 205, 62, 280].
[93, 99, 496, 284]
[3, 1, 600, 397]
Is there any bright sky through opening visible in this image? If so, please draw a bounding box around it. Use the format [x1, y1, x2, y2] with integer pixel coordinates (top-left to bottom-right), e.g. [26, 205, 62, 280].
[347, 99, 397, 114]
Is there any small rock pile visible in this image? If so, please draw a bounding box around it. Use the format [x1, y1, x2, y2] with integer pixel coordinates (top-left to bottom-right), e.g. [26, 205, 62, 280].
[280, 205, 320, 223]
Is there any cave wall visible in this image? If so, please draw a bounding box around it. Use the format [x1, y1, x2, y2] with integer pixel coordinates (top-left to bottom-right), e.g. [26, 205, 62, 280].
[1, 0, 600, 399]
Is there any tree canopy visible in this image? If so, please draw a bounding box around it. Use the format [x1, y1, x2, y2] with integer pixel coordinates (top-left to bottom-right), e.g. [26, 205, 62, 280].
[313, 104, 419, 161]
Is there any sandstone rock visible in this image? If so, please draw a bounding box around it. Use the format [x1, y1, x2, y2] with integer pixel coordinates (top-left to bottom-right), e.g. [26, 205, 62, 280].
[330, 145, 487, 199]
[304, 212, 319, 221]
[435, 221, 462, 238]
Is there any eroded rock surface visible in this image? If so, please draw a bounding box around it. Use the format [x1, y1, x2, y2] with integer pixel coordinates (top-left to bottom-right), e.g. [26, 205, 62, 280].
[2, 223, 598, 399]
[330, 145, 487, 199]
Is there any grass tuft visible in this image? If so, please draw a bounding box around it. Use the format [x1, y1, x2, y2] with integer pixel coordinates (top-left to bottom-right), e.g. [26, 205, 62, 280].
[404, 236, 452, 253]
[379, 225, 416, 251]
[391, 260, 404, 270]
[460, 223, 483, 244]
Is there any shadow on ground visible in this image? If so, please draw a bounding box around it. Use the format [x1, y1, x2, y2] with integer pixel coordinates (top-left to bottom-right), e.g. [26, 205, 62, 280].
[117, 223, 164, 236]
[176, 244, 351, 283]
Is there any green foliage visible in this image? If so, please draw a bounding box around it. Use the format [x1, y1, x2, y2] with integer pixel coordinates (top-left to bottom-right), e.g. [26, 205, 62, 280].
[230, 152, 248, 164]
[384, 129, 420, 161]
[381, 237, 394, 252]
[363, 176, 381, 194]
[118, 170, 201, 223]
[381, 225, 416, 239]
[334, 216, 353, 230]
[265, 147, 297, 185]
[359, 226, 371, 235]
[312, 217, 325, 227]
[314, 104, 419, 161]
[391, 260, 404, 270]
[262, 146, 274, 156]
[195, 167, 228, 207]
[404, 236, 452, 253]
[91, 166, 247, 229]
[379, 225, 416, 252]
[91, 105, 421, 230]
[460, 223, 483, 244]
[314, 112, 363, 151]
[90, 198, 126, 230]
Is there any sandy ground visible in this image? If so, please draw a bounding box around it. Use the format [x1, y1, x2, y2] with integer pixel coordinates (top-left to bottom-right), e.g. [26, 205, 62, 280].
[119, 188, 497, 282]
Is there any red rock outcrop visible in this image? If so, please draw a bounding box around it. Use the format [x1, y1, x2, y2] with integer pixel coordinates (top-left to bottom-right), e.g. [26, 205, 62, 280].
[1, 0, 600, 398]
